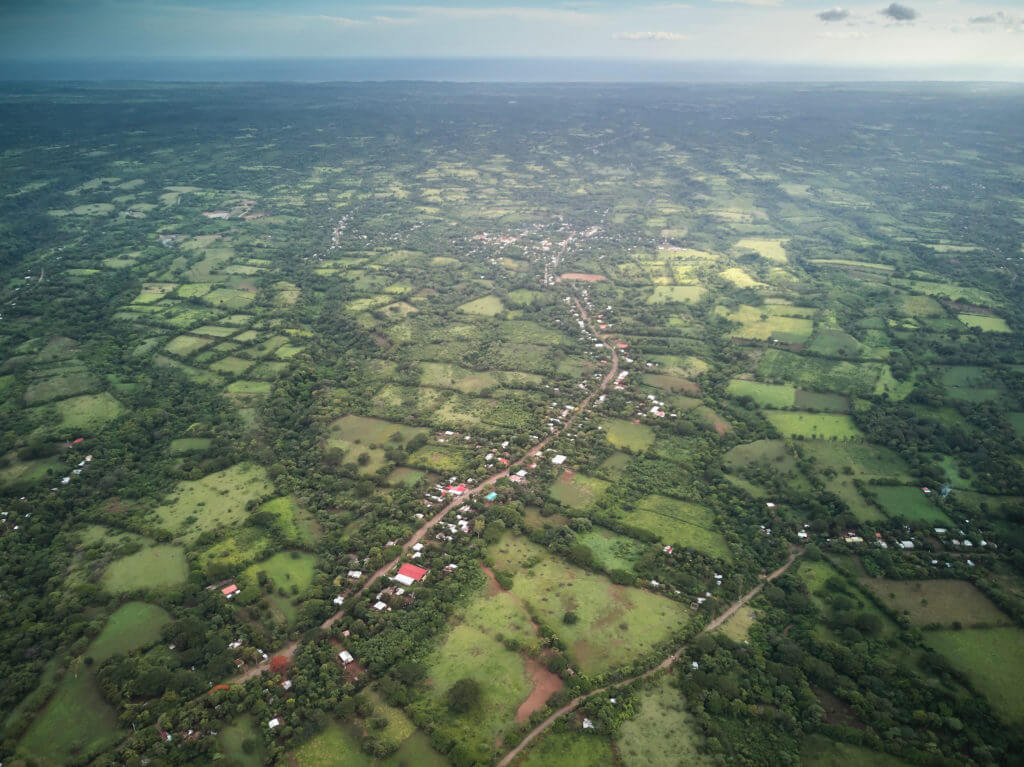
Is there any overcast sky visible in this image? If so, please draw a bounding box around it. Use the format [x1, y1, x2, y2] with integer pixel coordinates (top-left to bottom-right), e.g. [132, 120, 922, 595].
[2, 1, 1023, 75]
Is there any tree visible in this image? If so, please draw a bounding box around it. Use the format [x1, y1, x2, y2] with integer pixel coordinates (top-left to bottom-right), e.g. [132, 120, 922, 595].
[446, 678, 481, 714]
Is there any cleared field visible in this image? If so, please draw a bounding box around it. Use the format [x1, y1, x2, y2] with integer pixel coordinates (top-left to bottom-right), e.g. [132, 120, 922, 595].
[763, 411, 862, 439]
[716, 604, 756, 642]
[645, 285, 706, 304]
[793, 390, 849, 412]
[758, 349, 884, 397]
[408, 444, 470, 473]
[490, 536, 690, 674]
[860, 579, 1010, 628]
[153, 463, 273, 541]
[243, 551, 316, 624]
[549, 470, 609, 509]
[210, 356, 254, 374]
[723, 305, 812, 343]
[520, 732, 613, 766]
[648, 354, 709, 377]
[17, 664, 120, 766]
[165, 334, 214, 357]
[727, 379, 796, 408]
[102, 544, 189, 591]
[628, 495, 730, 559]
[925, 628, 1024, 724]
[602, 418, 655, 451]
[872, 486, 950, 524]
[616, 676, 711, 767]
[459, 295, 504, 315]
[24, 371, 98, 405]
[218, 715, 264, 767]
[801, 734, 908, 767]
[807, 329, 863, 357]
[51, 392, 124, 431]
[719, 267, 765, 289]
[958, 313, 1011, 333]
[387, 466, 426, 486]
[734, 237, 787, 263]
[328, 414, 427, 445]
[87, 602, 172, 663]
[642, 374, 700, 395]
[169, 437, 212, 453]
[577, 527, 647, 573]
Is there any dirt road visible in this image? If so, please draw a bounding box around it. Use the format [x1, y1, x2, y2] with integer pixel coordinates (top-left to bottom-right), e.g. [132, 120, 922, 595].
[494, 548, 802, 767]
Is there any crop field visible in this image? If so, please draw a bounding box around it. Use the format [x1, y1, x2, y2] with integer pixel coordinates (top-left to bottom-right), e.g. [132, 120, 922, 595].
[102, 544, 189, 592]
[549, 470, 609, 509]
[616, 677, 711, 767]
[519, 732, 613, 766]
[860, 579, 1010, 628]
[152, 463, 273, 541]
[763, 411, 862, 439]
[489, 536, 690, 674]
[87, 602, 172, 663]
[627, 495, 731, 559]
[602, 418, 655, 451]
[17, 663, 120, 766]
[872, 486, 950, 524]
[925, 628, 1024, 724]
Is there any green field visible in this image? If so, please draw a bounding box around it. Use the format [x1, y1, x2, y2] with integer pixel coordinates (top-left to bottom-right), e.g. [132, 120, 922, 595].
[800, 734, 908, 767]
[50, 392, 124, 431]
[758, 349, 884, 397]
[102, 544, 189, 592]
[520, 731, 613, 766]
[860, 579, 1009, 628]
[763, 410, 861, 439]
[925, 628, 1024, 724]
[24, 371, 98, 405]
[628, 495, 731, 559]
[872, 486, 950, 524]
[490, 536, 690, 674]
[722, 304, 812, 343]
[153, 463, 273, 541]
[459, 295, 504, 315]
[549, 470, 609, 509]
[727, 379, 796, 407]
[218, 714, 264, 767]
[165, 334, 214, 357]
[17, 663, 120, 766]
[602, 418, 655, 451]
[87, 602, 172, 663]
[734, 237, 787, 263]
[243, 551, 316, 624]
[807, 328, 864, 357]
[169, 436, 213, 454]
[616, 676, 711, 767]
[645, 285, 706, 304]
[386, 466, 426, 487]
[958, 313, 1011, 332]
[577, 527, 647, 573]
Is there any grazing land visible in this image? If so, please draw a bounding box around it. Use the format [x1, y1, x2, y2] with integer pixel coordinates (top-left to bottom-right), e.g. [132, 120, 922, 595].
[924, 628, 1024, 724]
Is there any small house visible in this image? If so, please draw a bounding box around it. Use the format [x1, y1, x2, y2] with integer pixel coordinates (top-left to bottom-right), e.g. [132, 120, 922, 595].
[339, 650, 354, 664]
[347, 570, 363, 579]
[373, 601, 388, 612]
[394, 563, 429, 587]
[268, 718, 281, 729]
[221, 584, 239, 598]
[552, 454, 567, 465]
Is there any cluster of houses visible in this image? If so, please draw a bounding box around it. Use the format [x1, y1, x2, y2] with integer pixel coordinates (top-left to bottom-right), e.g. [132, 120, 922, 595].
[49, 444, 93, 492]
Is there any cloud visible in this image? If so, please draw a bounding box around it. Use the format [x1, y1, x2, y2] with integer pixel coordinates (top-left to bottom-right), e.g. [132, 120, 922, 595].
[817, 7, 850, 22]
[614, 31, 690, 41]
[880, 3, 916, 22]
[968, 11, 1022, 29]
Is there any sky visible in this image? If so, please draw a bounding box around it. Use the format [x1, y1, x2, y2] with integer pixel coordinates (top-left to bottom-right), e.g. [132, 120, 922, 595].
[1, 0, 1023, 78]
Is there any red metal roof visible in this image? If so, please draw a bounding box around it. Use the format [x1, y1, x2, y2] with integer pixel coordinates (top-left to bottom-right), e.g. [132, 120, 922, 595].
[397, 563, 429, 581]
[221, 584, 239, 595]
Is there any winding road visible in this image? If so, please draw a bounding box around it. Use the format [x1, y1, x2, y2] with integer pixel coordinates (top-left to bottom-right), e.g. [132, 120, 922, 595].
[494, 548, 802, 767]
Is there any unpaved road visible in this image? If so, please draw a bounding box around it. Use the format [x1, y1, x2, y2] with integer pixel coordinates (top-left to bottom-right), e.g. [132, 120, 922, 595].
[494, 548, 802, 767]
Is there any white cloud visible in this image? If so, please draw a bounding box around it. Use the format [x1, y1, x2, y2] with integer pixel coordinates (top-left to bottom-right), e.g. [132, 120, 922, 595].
[817, 7, 850, 23]
[614, 31, 690, 41]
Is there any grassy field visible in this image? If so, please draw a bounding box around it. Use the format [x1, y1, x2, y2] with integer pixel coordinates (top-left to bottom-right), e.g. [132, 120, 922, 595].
[958, 313, 1011, 332]
[257, 496, 318, 545]
[169, 437, 212, 453]
[727, 379, 796, 407]
[549, 471, 610, 509]
[860, 579, 1010, 628]
[289, 721, 448, 767]
[519, 731, 613, 766]
[102, 544, 189, 592]
[153, 463, 273, 541]
[459, 295, 504, 315]
[800, 734, 908, 767]
[645, 285, 706, 304]
[807, 328, 864, 357]
[51, 392, 124, 431]
[218, 714, 264, 767]
[577, 527, 647, 573]
[734, 237, 787, 263]
[327, 415, 428, 474]
[872, 486, 950, 524]
[616, 676, 711, 767]
[243, 551, 316, 624]
[87, 602, 172, 663]
[17, 661, 120, 766]
[758, 349, 884, 397]
[762, 411, 862, 439]
[387, 466, 426, 486]
[722, 305, 812, 343]
[489, 536, 690, 674]
[602, 418, 655, 451]
[628, 495, 731, 560]
[715, 605, 757, 642]
[24, 371, 98, 405]
[925, 627, 1024, 724]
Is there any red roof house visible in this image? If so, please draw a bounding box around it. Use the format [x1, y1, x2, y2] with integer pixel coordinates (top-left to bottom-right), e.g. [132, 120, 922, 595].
[221, 584, 239, 597]
[395, 563, 429, 586]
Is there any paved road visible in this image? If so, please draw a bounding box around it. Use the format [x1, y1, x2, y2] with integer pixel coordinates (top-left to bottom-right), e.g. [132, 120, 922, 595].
[494, 548, 803, 767]
[227, 293, 618, 684]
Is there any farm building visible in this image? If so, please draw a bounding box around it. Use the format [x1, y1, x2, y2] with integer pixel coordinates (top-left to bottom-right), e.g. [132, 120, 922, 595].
[221, 584, 239, 598]
[394, 562, 429, 586]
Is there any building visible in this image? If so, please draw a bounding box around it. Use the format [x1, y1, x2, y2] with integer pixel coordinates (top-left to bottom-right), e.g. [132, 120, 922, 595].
[394, 563, 429, 587]
[552, 454, 567, 465]
[221, 584, 239, 598]
[268, 718, 281, 729]
[339, 650, 354, 664]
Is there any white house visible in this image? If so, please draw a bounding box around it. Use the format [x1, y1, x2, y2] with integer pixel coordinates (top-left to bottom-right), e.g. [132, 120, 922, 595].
[339, 650, 354, 664]
[552, 454, 567, 465]
[268, 718, 281, 729]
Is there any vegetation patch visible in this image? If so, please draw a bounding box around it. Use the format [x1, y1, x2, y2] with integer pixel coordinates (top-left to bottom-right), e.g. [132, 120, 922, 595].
[153, 463, 273, 542]
[48, 392, 124, 431]
[102, 544, 189, 592]
[860, 579, 1010, 628]
[616, 676, 711, 767]
[458, 295, 504, 316]
[549, 470, 610, 509]
[762, 411, 862, 439]
[871, 486, 950, 524]
[602, 418, 655, 452]
[646, 285, 706, 304]
[958, 313, 1011, 333]
[924, 628, 1024, 724]
[87, 602, 172, 663]
[628, 495, 730, 559]
[727, 379, 796, 408]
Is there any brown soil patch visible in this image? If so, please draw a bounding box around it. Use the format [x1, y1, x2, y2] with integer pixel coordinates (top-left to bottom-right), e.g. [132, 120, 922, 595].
[560, 273, 607, 282]
[515, 657, 564, 724]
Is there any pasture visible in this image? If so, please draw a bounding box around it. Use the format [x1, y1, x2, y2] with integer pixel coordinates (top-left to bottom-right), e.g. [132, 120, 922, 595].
[87, 602, 172, 663]
[807, 328, 864, 357]
[734, 237, 787, 263]
[153, 463, 273, 541]
[722, 305, 812, 343]
[762, 411, 862, 439]
[716, 605, 757, 642]
[800, 735, 909, 767]
[758, 349, 883, 397]
[520, 732, 613, 766]
[489, 536, 690, 674]
[169, 437, 212, 454]
[958, 313, 1010, 332]
[387, 466, 426, 486]
[51, 392, 124, 431]
[872, 486, 950, 524]
[616, 676, 711, 767]
[727, 379, 796, 408]
[24, 371, 98, 405]
[17, 663, 120, 766]
[602, 418, 655, 451]
[628, 495, 731, 559]
[243, 551, 316, 624]
[860, 579, 1009, 628]
[924, 628, 1024, 724]
[645, 285, 706, 304]
[577, 527, 647, 573]
[549, 470, 609, 509]
[102, 545, 189, 592]
[459, 295, 504, 315]
[218, 715, 264, 767]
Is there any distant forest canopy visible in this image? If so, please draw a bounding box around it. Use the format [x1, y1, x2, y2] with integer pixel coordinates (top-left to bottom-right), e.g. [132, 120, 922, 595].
[0, 82, 1022, 767]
